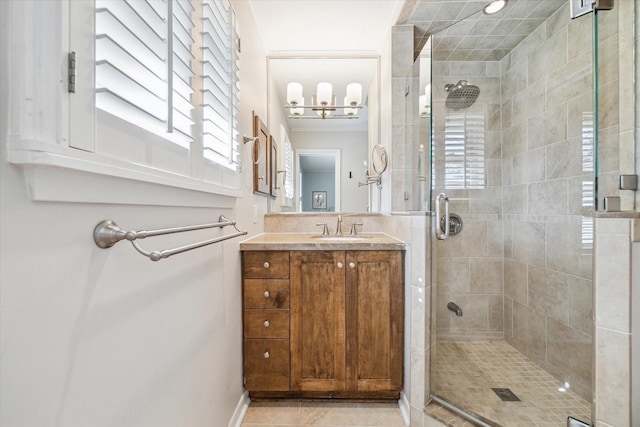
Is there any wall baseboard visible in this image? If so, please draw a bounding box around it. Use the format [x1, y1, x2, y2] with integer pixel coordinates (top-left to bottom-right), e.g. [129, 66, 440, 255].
[398, 391, 410, 426]
[227, 391, 250, 427]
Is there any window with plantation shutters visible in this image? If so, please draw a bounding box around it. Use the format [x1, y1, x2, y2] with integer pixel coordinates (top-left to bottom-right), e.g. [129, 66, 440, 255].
[442, 112, 485, 189]
[93, 0, 240, 189]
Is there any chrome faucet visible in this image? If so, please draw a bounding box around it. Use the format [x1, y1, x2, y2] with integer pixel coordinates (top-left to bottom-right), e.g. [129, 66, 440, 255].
[335, 215, 344, 236]
[316, 222, 329, 235]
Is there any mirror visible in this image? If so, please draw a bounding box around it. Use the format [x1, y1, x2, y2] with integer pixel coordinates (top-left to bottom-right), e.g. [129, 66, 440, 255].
[267, 56, 381, 212]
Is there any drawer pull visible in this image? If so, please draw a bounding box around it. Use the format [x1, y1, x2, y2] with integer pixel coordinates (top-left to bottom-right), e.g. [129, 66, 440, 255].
[263, 290, 270, 298]
[263, 320, 270, 328]
[263, 351, 270, 359]
[263, 261, 270, 268]
[337, 262, 343, 269]
[349, 262, 356, 269]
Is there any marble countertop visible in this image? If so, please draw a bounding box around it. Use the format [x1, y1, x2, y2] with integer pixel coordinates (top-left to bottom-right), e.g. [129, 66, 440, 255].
[239, 232, 406, 251]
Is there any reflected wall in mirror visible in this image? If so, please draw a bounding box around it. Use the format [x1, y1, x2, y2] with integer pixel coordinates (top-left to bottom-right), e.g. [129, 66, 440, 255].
[267, 56, 381, 212]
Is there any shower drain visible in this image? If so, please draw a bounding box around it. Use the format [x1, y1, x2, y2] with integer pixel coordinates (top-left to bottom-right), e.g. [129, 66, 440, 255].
[491, 388, 521, 402]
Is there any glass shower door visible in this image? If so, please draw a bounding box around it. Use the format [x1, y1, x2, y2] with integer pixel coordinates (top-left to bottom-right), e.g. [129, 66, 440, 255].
[428, 1, 594, 425]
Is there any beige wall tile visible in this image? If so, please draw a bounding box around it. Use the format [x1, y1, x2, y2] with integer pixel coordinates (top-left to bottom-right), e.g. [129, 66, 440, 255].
[528, 180, 568, 215]
[470, 257, 503, 294]
[528, 266, 569, 324]
[449, 220, 488, 257]
[513, 221, 545, 267]
[547, 318, 592, 387]
[504, 259, 527, 304]
[437, 257, 469, 295]
[595, 328, 631, 427]
[567, 275, 593, 334]
[595, 233, 631, 332]
[512, 301, 546, 363]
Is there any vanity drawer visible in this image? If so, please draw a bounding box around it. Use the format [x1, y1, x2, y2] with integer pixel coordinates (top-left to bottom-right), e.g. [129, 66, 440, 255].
[243, 251, 290, 279]
[244, 309, 289, 339]
[244, 279, 290, 309]
[244, 339, 290, 391]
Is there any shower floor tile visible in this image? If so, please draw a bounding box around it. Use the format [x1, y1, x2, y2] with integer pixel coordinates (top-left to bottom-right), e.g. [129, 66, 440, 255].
[431, 341, 591, 427]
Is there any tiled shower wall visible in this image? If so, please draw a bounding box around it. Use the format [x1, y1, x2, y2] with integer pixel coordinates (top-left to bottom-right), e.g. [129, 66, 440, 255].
[499, 3, 593, 400]
[431, 60, 504, 342]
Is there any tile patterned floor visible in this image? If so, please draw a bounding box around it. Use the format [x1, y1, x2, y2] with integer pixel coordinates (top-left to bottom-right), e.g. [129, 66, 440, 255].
[241, 401, 406, 427]
[432, 341, 592, 427]
[240, 341, 592, 427]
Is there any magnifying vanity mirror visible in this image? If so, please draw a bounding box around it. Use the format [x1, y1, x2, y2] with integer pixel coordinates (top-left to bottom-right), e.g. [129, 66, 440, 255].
[266, 56, 382, 213]
[371, 144, 388, 175]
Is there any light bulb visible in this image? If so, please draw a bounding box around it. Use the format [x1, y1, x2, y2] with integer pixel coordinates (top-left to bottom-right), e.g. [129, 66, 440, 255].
[287, 82, 303, 105]
[316, 82, 332, 106]
[343, 96, 358, 116]
[483, 0, 507, 15]
[290, 96, 304, 116]
[346, 82, 362, 106]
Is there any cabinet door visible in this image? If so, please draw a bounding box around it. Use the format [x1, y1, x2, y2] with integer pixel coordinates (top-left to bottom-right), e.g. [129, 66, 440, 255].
[290, 251, 346, 391]
[345, 251, 403, 392]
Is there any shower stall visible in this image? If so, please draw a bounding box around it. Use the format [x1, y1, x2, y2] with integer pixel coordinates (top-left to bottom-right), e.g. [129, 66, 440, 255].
[399, 0, 636, 424]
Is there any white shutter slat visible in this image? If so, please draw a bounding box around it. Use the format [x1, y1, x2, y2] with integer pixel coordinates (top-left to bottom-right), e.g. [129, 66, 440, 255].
[146, 0, 168, 21]
[202, 88, 227, 117]
[173, 73, 194, 98]
[96, 2, 167, 59]
[202, 114, 227, 138]
[125, 0, 167, 38]
[173, 35, 195, 66]
[95, 36, 166, 94]
[96, 62, 167, 120]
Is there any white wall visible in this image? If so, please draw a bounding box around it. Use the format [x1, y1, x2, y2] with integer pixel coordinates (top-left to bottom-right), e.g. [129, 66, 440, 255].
[0, 1, 267, 426]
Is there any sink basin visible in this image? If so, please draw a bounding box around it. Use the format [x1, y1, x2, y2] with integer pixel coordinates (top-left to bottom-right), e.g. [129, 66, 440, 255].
[311, 235, 372, 242]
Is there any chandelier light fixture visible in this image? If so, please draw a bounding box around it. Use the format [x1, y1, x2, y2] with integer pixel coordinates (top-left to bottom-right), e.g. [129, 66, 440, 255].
[286, 81, 363, 119]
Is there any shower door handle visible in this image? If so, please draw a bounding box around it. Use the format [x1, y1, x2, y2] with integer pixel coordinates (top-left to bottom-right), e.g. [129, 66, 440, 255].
[435, 193, 450, 240]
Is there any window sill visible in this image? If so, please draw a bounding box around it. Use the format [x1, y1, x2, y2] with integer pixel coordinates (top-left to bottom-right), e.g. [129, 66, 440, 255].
[8, 140, 242, 208]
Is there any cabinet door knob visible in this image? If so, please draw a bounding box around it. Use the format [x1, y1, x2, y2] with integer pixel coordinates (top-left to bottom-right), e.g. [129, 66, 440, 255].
[263, 261, 270, 268]
[337, 262, 343, 269]
[263, 351, 270, 359]
[263, 320, 270, 328]
[349, 262, 356, 269]
[263, 290, 270, 298]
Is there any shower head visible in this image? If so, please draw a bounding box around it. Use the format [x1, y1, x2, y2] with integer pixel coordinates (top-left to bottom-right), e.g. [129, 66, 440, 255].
[444, 80, 480, 110]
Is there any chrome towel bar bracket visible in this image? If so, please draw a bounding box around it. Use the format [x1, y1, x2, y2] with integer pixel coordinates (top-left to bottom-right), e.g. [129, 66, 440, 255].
[93, 215, 248, 261]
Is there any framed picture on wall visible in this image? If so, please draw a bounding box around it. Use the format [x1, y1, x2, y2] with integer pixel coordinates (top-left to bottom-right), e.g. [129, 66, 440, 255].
[312, 191, 327, 209]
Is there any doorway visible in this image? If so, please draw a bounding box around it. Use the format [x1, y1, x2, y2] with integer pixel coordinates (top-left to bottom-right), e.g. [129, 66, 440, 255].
[296, 149, 341, 212]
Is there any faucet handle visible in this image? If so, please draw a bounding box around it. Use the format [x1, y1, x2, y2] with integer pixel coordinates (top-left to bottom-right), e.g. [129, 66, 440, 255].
[316, 222, 329, 235]
[350, 222, 363, 235]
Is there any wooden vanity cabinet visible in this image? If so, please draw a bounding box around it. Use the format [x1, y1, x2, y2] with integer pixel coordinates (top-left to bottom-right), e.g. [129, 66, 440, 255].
[242, 249, 404, 400]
